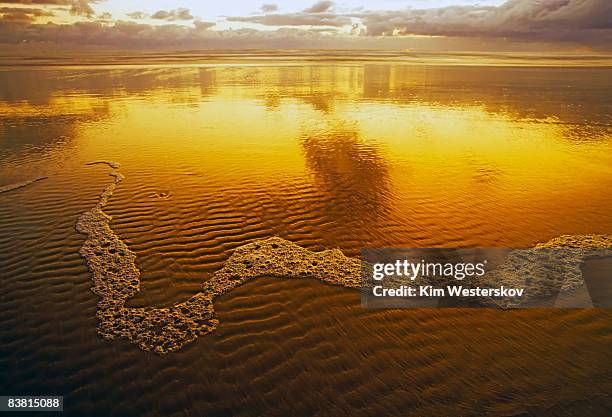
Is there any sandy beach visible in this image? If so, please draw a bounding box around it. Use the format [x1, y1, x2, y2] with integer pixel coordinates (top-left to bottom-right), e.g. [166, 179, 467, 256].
[1, 54, 611, 416]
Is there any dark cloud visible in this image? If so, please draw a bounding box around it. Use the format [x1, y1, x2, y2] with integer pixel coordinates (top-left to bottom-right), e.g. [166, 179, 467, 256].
[0, 6, 53, 14]
[353, 0, 612, 44]
[223, 0, 610, 47]
[303, 1, 333, 14]
[69, 0, 102, 17]
[260, 4, 278, 13]
[151, 8, 193, 21]
[0, 0, 102, 16]
[0, 7, 53, 22]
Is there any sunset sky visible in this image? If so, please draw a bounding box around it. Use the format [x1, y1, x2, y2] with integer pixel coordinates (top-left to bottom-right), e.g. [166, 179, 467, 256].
[0, 0, 610, 51]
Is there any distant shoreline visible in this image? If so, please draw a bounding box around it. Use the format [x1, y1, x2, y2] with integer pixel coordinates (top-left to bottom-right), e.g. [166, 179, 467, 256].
[1, 50, 611, 69]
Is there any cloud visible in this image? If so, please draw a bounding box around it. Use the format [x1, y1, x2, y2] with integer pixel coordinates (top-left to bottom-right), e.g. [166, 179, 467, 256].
[223, 0, 610, 46]
[228, 0, 342, 27]
[303, 1, 333, 14]
[227, 12, 349, 27]
[260, 4, 277, 13]
[69, 0, 99, 17]
[0, 0, 70, 4]
[353, 0, 612, 43]
[127, 11, 147, 20]
[226, 0, 352, 27]
[151, 8, 193, 21]
[0, 0, 609, 50]
[194, 20, 215, 30]
[0, 0, 102, 16]
[0, 7, 53, 22]
[0, 19, 342, 49]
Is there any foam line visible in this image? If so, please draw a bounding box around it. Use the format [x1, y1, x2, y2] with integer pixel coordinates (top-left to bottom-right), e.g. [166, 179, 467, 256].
[0, 177, 47, 194]
[76, 163, 611, 354]
[76, 163, 361, 354]
[85, 161, 121, 169]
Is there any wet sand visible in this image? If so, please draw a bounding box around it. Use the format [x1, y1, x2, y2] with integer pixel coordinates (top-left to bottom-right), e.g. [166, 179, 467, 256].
[1, 59, 611, 416]
[76, 162, 611, 354]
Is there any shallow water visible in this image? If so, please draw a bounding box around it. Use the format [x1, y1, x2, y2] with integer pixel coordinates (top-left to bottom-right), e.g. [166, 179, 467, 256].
[1, 58, 611, 416]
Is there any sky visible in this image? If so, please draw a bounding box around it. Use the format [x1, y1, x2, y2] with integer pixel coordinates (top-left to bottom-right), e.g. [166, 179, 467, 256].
[0, 0, 610, 51]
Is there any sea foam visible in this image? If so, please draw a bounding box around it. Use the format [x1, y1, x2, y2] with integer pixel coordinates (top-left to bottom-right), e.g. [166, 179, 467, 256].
[77, 163, 611, 353]
[76, 163, 361, 354]
[0, 177, 47, 194]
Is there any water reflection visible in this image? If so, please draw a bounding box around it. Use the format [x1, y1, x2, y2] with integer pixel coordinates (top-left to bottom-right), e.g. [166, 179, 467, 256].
[300, 121, 391, 223]
[0, 63, 610, 248]
[0, 119, 75, 152]
[198, 68, 216, 98]
[1, 65, 610, 127]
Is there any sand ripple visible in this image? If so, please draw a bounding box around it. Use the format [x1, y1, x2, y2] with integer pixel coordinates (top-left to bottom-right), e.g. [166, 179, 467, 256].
[77, 163, 611, 354]
[77, 163, 361, 354]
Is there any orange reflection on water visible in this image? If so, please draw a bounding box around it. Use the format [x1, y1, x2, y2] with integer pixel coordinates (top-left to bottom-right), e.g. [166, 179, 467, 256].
[1, 64, 611, 251]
